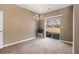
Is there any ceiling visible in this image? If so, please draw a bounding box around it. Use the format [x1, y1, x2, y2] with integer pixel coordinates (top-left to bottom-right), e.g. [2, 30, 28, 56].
[17, 4, 72, 14]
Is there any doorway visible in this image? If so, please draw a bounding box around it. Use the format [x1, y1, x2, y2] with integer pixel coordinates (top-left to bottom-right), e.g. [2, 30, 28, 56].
[44, 15, 62, 40]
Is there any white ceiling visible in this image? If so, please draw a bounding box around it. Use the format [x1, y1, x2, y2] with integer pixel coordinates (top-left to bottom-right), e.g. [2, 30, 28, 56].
[17, 4, 72, 14]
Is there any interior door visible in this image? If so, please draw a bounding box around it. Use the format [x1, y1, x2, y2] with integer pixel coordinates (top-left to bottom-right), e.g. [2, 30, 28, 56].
[0, 11, 3, 48]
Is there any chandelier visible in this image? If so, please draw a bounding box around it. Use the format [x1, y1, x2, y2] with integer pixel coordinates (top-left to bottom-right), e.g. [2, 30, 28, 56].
[33, 14, 43, 20]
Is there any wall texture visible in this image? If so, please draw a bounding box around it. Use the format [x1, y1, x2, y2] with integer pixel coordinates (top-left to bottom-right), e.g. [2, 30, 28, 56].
[41, 6, 73, 42]
[74, 4, 79, 54]
[0, 4, 37, 45]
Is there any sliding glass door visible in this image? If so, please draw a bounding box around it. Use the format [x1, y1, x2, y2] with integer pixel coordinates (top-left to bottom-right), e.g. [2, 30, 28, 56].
[46, 16, 61, 40]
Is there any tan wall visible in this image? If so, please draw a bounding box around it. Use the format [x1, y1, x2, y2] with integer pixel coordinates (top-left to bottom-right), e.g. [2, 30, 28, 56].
[74, 4, 79, 53]
[41, 6, 73, 42]
[0, 4, 37, 45]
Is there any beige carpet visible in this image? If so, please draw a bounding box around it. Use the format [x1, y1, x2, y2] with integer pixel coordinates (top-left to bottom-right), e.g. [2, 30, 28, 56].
[0, 38, 72, 54]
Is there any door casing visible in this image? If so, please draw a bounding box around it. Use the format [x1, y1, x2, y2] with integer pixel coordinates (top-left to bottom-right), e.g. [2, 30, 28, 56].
[43, 15, 63, 40]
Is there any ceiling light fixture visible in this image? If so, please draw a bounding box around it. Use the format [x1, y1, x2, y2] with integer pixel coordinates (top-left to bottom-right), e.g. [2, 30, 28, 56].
[34, 14, 43, 20]
[33, 14, 39, 20]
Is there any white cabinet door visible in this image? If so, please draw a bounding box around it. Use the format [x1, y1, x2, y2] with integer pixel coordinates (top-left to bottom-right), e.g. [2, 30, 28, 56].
[0, 11, 3, 48]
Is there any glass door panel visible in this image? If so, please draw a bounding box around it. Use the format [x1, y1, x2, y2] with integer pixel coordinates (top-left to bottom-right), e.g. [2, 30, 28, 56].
[46, 16, 61, 40]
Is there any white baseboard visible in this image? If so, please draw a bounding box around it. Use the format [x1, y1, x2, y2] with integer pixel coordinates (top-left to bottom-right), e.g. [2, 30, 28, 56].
[61, 40, 73, 44]
[3, 37, 36, 48]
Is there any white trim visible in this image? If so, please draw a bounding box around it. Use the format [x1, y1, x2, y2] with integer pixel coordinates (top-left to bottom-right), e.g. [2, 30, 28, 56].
[3, 37, 36, 48]
[61, 40, 73, 44]
[73, 5, 74, 54]
[43, 15, 63, 19]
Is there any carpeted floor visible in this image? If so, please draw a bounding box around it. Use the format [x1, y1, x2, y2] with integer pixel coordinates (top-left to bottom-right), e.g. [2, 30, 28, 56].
[0, 38, 72, 54]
